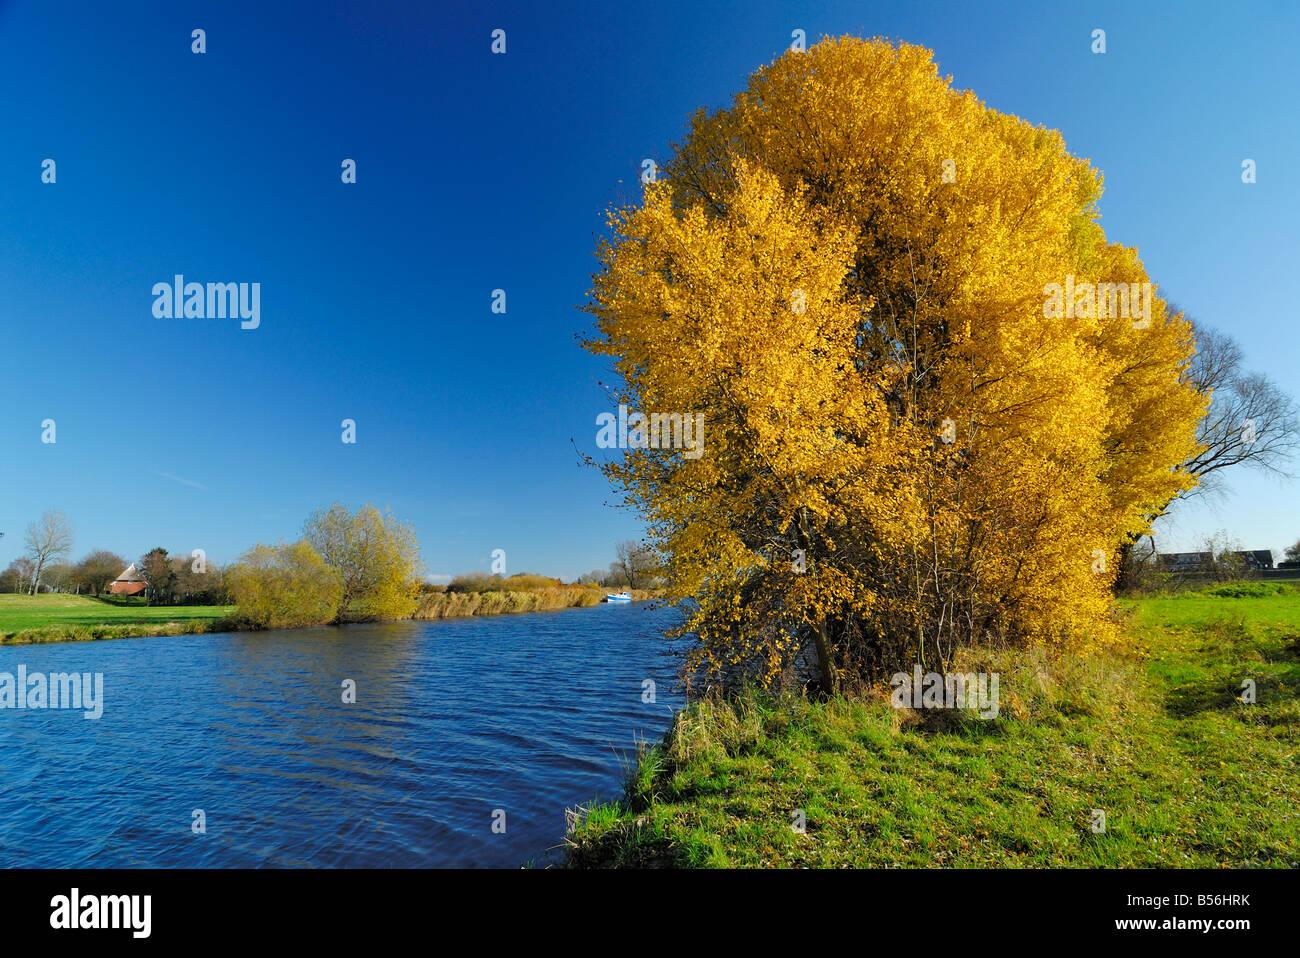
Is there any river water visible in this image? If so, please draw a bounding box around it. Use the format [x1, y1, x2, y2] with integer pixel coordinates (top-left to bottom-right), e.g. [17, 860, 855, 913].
[0, 601, 682, 867]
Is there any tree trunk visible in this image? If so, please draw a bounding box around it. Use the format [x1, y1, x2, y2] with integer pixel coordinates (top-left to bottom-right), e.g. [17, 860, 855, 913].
[796, 505, 838, 695]
[1113, 539, 1134, 593]
[812, 617, 837, 694]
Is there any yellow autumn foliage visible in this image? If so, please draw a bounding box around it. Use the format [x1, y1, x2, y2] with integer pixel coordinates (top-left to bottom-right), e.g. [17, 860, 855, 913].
[584, 37, 1205, 689]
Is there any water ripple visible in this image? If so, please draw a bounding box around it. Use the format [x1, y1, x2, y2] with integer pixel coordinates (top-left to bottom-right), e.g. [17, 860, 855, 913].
[0, 602, 682, 867]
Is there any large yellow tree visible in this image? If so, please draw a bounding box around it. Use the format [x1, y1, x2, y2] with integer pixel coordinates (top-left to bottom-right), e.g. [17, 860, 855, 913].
[584, 37, 1205, 691]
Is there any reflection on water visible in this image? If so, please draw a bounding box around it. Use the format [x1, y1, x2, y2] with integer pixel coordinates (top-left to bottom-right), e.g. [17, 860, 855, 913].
[0, 602, 682, 867]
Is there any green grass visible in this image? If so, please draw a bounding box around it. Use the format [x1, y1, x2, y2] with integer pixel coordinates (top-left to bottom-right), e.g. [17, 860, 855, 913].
[0, 594, 234, 644]
[566, 585, 1300, 868]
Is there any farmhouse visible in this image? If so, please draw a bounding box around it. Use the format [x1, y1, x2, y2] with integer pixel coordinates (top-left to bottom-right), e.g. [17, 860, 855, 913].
[1156, 550, 1275, 573]
[1157, 552, 1212, 572]
[1232, 550, 1274, 571]
[108, 563, 147, 596]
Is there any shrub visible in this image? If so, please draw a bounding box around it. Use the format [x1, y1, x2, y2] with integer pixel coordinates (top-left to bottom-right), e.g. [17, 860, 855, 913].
[413, 587, 605, 619]
[227, 540, 343, 630]
[1201, 582, 1291, 599]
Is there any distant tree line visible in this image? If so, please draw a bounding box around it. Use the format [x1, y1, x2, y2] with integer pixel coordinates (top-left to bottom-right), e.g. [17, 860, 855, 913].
[1, 561, 228, 613]
[575, 540, 663, 590]
[439, 542, 664, 594]
[1, 547, 124, 597]
[135, 547, 231, 605]
[0, 508, 228, 604]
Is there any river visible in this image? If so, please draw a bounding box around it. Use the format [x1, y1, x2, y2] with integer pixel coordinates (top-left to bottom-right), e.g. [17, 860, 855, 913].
[0, 601, 683, 867]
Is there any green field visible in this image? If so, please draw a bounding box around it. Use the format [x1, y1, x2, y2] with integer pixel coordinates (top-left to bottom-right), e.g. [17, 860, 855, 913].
[0, 594, 233, 644]
[567, 584, 1300, 867]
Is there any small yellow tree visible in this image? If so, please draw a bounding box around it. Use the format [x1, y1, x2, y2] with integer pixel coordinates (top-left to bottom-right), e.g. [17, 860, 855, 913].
[228, 540, 343, 629]
[303, 503, 423, 622]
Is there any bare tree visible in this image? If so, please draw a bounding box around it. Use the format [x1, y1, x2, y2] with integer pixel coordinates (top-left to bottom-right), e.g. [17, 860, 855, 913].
[1178, 317, 1300, 495]
[1202, 529, 1247, 582]
[610, 540, 659, 590]
[23, 509, 74, 594]
[1115, 312, 1297, 592]
[1, 558, 36, 594]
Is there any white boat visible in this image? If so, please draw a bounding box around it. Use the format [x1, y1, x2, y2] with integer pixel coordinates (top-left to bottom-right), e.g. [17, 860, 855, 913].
[604, 591, 632, 602]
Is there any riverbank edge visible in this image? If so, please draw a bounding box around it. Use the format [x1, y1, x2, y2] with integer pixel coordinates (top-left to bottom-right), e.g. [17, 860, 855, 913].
[561, 591, 1300, 868]
[0, 589, 664, 646]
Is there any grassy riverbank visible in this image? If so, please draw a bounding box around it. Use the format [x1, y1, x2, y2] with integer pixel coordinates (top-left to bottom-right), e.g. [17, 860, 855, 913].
[565, 585, 1300, 867]
[0, 594, 234, 645]
[0, 587, 660, 644]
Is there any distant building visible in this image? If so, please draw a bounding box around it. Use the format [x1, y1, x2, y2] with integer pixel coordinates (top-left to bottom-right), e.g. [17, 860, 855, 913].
[1157, 552, 1212, 572]
[109, 563, 147, 596]
[1157, 550, 1274, 573]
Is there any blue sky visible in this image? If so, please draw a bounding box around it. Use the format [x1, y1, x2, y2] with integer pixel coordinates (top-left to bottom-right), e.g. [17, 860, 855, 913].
[1, 0, 1296, 580]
